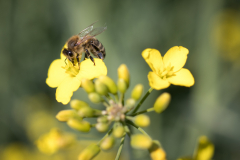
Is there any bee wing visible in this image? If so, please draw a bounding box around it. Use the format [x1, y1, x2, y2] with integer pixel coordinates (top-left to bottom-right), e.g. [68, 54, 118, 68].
[79, 26, 107, 42]
[78, 20, 99, 38]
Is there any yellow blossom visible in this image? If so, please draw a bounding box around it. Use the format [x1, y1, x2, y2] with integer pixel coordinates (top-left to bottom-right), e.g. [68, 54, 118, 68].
[46, 44, 107, 105]
[193, 136, 214, 160]
[142, 46, 194, 90]
[35, 128, 76, 155]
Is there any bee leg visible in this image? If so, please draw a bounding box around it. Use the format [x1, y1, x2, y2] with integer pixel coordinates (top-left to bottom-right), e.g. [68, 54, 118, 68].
[64, 58, 67, 65]
[84, 52, 88, 60]
[90, 56, 95, 66]
[76, 54, 80, 69]
[85, 49, 95, 65]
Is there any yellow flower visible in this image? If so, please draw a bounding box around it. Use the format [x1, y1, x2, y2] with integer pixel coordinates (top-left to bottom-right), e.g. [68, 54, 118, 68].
[142, 46, 194, 90]
[46, 44, 107, 104]
[35, 128, 76, 155]
[193, 136, 214, 160]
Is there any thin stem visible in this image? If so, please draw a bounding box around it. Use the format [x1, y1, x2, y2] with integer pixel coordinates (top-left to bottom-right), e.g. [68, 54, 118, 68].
[103, 102, 110, 108]
[114, 94, 119, 102]
[119, 93, 125, 106]
[115, 133, 126, 160]
[125, 116, 134, 121]
[132, 87, 153, 114]
[105, 94, 111, 101]
[130, 107, 154, 116]
[97, 128, 113, 145]
[126, 120, 151, 138]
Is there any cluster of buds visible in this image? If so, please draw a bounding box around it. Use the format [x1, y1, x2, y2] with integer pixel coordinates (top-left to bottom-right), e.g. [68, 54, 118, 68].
[56, 64, 171, 160]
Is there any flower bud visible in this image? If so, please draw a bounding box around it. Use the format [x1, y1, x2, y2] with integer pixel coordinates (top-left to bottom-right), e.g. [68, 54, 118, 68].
[67, 119, 91, 132]
[88, 92, 102, 103]
[70, 99, 89, 110]
[78, 107, 94, 118]
[193, 136, 214, 160]
[131, 134, 152, 149]
[81, 79, 95, 93]
[113, 125, 125, 138]
[100, 136, 115, 150]
[134, 114, 150, 127]
[95, 123, 109, 132]
[56, 110, 79, 122]
[98, 76, 118, 94]
[131, 84, 143, 101]
[148, 140, 166, 160]
[154, 92, 171, 113]
[97, 116, 108, 123]
[117, 79, 127, 94]
[118, 64, 130, 87]
[78, 144, 100, 160]
[94, 79, 109, 95]
[125, 98, 136, 110]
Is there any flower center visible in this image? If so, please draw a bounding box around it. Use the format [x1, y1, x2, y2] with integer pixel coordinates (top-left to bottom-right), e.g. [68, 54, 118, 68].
[61, 61, 79, 77]
[158, 64, 175, 79]
[102, 100, 127, 121]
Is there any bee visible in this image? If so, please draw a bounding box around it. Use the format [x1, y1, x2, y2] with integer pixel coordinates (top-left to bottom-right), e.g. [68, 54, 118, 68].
[62, 21, 106, 68]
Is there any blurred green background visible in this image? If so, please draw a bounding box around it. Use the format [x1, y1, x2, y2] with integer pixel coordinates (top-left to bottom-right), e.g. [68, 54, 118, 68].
[1, 0, 240, 159]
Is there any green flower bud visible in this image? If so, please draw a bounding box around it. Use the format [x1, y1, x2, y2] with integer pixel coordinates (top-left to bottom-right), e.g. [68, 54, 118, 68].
[78, 107, 94, 118]
[113, 125, 125, 138]
[98, 76, 118, 94]
[117, 79, 127, 94]
[125, 98, 136, 110]
[97, 116, 108, 123]
[78, 144, 100, 160]
[67, 119, 91, 132]
[148, 140, 166, 160]
[88, 92, 102, 103]
[95, 123, 109, 132]
[100, 136, 115, 150]
[193, 136, 214, 160]
[134, 114, 150, 127]
[56, 110, 79, 122]
[81, 79, 95, 93]
[131, 134, 152, 149]
[131, 84, 143, 101]
[70, 99, 89, 110]
[118, 64, 130, 87]
[154, 92, 171, 113]
[94, 79, 109, 95]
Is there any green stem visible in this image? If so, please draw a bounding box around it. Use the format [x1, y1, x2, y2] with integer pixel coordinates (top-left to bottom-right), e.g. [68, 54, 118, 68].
[97, 128, 113, 145]
[114, 94, 119, 102]
[130, 107, 154, 116]
[119, 93, 125, 106]
[132, 87, 153, 114]
[126, 120, 151, 138]
[115, 133, 126, 160]
[103, 102, 110, 108]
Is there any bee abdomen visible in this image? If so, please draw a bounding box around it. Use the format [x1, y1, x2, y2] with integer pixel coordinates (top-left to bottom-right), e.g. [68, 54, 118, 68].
[91, 39, 106, 58]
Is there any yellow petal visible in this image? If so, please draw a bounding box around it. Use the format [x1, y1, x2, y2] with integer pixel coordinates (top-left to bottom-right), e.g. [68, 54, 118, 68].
[76, 58, 107, 80]
[163, 46, 189, 72]
[167, 68, 194, 87]
[46, 59, 68, 88]
[148, 72, 170, 90]
[142, 49, 164, 73]
[56, 77, 81, 105]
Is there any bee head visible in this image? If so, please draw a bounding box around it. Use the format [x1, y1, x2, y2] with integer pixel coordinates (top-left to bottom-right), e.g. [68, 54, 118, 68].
[62, 48, 74, 57]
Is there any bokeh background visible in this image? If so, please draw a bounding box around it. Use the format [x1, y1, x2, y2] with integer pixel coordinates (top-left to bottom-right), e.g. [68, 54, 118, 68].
[1, 0, 240, 159]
